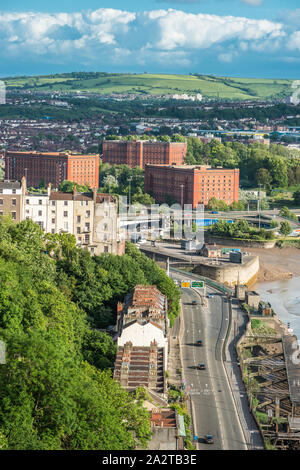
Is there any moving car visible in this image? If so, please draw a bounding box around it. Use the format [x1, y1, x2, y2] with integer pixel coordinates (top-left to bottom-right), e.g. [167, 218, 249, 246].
[205, 434, 214, 444]
[196, 340, 203, 346]
[191, 300, 197, 305]
[198, 363, 206, 370]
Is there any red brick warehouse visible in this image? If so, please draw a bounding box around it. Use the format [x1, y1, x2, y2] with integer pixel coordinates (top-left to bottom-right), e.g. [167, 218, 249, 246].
[144, 164, 240, 208]
[5, 151, 100, 189]
[102, 140, 187, 169]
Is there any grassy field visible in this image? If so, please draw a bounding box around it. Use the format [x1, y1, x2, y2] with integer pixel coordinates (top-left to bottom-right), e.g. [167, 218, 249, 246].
[4, 72, 294, 100]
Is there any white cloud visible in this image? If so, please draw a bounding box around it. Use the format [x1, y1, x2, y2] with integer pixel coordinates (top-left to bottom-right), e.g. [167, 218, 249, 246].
[0, 7, 293, 71]
[241, 0, 263, 5]
[218, 51, 238, 63]
[288, 31, 300, 52]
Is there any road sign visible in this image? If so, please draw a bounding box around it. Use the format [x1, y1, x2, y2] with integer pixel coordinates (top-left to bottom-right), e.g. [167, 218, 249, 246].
[181, 281, 191, 288]
[191, 280, 204, 288]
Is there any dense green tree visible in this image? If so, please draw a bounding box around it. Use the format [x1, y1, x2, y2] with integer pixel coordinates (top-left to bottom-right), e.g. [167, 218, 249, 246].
[279, 221, 292, 236]
[0, 218, 153, 450]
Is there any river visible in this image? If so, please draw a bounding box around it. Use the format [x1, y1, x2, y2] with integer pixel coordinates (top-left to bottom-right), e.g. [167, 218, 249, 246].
[254, 277, 300, 340]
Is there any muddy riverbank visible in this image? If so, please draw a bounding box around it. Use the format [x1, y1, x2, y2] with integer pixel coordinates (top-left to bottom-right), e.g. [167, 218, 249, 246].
[247, 246, 300, 282]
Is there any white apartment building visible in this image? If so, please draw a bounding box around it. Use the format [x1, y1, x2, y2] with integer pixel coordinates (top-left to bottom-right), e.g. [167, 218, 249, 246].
[24, 194, 48, 230]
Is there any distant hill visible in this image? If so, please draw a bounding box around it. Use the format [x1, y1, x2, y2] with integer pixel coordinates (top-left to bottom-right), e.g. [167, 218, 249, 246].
[3, 72, 294, 101]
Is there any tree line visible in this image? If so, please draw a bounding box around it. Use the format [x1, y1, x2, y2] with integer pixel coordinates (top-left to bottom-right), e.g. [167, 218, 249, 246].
[0, 218, 180, 449]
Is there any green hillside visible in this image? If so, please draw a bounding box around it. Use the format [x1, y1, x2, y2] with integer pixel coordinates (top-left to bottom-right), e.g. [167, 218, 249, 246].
[4, 72, 294, 101]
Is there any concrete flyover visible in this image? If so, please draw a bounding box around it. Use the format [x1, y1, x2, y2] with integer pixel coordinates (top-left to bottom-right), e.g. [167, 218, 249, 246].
[171, 270, 250, 450]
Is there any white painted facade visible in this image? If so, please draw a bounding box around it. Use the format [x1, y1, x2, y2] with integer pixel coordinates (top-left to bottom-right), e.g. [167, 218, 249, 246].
[24, 194, 48, 230]
[118, 322, 167, 349]
[47, 199, 74, 235]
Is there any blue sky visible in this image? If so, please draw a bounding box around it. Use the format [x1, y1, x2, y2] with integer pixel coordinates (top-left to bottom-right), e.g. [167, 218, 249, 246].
[0, 1, 300, 78]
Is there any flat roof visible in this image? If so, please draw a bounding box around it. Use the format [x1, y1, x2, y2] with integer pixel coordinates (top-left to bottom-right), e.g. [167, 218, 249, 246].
[145, 164, 239, 171]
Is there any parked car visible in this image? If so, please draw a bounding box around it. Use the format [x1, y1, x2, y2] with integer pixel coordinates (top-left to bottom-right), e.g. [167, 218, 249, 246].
[212, 211, 219, 214]
[198, 363, 206, 370]
[205, 434, 214, 444]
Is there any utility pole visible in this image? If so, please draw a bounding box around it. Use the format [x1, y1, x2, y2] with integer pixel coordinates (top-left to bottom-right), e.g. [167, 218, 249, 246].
[258, 184, 262, 229]
[180, 184, 184, 209]
[128, 176, 133, 208]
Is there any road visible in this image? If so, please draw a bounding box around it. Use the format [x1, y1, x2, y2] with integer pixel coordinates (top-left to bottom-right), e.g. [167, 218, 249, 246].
[174, 276, 247, 450]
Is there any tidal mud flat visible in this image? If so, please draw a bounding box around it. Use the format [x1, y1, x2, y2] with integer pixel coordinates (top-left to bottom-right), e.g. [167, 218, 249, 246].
[248, 246, 300, 282]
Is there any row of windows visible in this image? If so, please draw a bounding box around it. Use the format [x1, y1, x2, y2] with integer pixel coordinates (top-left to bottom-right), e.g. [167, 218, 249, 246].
[0, 189, 17, 194]
[0, 211, 16, 219]
[0, 199, 17, 206]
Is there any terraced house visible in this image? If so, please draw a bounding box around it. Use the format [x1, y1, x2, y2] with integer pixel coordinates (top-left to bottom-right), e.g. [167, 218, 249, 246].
[1, 177, 125, 256]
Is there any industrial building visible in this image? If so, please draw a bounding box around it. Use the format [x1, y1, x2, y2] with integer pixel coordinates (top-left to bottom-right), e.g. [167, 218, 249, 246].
[102, 140, 187, 169]
[5, 150, 100, 189]
[144, 164, 239, 208]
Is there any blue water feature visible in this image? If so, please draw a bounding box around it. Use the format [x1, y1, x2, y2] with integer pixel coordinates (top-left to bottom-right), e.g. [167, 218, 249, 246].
[195, 218, 234, 227]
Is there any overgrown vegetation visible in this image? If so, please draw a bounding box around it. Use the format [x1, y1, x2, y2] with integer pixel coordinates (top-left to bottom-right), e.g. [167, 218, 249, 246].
[0, 218, 181, 449]
[208, 219, 275, 241]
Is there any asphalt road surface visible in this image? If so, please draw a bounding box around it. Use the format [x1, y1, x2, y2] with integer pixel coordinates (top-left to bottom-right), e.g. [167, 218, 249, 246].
[173, 274, 248, 450]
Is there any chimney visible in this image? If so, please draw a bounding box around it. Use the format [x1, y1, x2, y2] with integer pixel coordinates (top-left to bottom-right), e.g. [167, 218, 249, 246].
[73, 185, 77, 200]
[47, 183, 52, 197]
[21, 176, 27, 195]
[93, 187, 97, 202]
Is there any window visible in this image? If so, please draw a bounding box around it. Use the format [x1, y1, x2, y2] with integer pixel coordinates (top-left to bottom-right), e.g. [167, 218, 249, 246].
[103, 223, 108, 231]
[11, 212, 16, 220]
[77, 227, 81, 234]
[52, 218, 55, 224]
[39, 200, 42, 205]
[85, 223, 90, 232]
[12, 199, 16, 206]
[63, 211, 68, 217]
[86, 210, 90, 218]
[77, 216, 81, 223]
[38, 211, 42, 216]
[52, 201, 55, 206]
[85, 234, 90, 244]
[63, 222, 68, 231]
[104, 246, 109, 253]
[26, 199, 29, 204]
[12, 189, 16, 195]
[0, 211, 3, 216]
[64, 201, 68, 206]
[0, 200, 3, 206]
[0, 189, 2, 194]
[51, 229, 55, 234]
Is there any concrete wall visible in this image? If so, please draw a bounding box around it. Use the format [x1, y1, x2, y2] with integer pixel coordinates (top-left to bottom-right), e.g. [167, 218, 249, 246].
[193, 255, 259, 287]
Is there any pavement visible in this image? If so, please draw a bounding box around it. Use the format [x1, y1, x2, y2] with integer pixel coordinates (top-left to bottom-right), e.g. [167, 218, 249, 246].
[171, 269, 264, 450]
